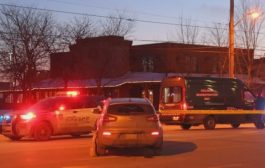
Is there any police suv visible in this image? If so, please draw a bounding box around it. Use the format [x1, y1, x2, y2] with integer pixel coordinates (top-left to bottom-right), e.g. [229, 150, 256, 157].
[2, 95, 103, 141]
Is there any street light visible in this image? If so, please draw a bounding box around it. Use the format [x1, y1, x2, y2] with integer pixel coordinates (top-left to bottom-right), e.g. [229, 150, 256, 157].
[229, 0, 261, 78]
[250, 12, 260, 19]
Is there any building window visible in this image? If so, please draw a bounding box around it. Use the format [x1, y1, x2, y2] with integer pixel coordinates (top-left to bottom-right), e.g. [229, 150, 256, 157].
[142, 56, 154, 72]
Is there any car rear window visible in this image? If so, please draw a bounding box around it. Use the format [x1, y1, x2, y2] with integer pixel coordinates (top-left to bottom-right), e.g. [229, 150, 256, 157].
[107, 104, 154, 115]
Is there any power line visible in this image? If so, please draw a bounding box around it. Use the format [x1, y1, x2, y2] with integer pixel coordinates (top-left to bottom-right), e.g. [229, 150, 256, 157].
[44, 0, 226, 26]
[0, 4, 264, 54]
[0, 3, 250, 34]
[1, 3, 265, 36]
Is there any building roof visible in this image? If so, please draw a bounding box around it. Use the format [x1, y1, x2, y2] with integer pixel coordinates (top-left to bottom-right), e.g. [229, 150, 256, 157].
[32, 72, 265, 90]
[33, 72, 166, 89]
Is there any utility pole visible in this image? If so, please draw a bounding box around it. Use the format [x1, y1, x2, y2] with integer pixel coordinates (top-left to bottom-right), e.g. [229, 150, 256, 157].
[229, 0, 235, 78]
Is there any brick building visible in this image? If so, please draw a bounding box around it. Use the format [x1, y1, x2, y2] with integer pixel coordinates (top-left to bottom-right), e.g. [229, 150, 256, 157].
[51, 36, 132, 79]
[131, 43, 252, 75]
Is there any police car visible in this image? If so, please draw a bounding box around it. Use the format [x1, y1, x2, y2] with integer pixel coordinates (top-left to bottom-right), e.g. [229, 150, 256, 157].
[1, 94, 103, 141]
[0, 110, 12, 134]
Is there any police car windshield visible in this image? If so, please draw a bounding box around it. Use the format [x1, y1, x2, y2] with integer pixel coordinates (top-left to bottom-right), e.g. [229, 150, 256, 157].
[28, 96, 102, 112]
[28, 97, 71, 112]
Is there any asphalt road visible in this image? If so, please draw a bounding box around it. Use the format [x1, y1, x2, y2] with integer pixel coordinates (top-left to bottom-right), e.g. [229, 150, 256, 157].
[1, 124, 265, 168]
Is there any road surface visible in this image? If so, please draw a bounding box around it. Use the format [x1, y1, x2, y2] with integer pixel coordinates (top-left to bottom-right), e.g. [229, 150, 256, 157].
[1, 124, 265, 168]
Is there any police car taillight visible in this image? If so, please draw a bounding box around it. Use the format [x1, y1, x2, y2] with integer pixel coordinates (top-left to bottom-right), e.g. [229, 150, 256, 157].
[20, 112, 36, 120]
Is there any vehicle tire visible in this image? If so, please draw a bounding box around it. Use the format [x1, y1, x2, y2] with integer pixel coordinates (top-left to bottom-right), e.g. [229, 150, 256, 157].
[8, 136, 22, 141]
[95, 141, 105, 156]
[94, 135, 105, 156]
[203, 116, 216, 130]
[152, 142, 163, 156]
[254, 121, 265, 129]
[231, 123, 240, 128]
[153, 147, 162, 156]
[180, 124, 192, 130]
[33, 122, 52, 141]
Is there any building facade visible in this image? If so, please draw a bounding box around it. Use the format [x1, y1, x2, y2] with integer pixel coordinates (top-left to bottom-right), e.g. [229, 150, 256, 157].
[1, 35, 261, 109]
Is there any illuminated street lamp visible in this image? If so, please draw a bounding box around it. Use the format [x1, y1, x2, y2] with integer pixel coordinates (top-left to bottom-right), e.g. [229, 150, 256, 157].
[250, 12, 260, 19]
[229, 0, 261, 78]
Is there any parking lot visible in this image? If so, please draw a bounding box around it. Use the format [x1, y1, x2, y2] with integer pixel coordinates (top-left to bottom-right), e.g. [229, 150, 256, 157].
[1, 124, 265, 168]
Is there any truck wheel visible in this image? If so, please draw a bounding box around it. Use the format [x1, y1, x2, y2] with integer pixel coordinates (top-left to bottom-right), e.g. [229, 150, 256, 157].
[203, 116, 216, 130]
[231, 123, 240, 128]
[180, 124, 192, 130]
[255, 121, 265, 129]
[34, 122, 52, 141]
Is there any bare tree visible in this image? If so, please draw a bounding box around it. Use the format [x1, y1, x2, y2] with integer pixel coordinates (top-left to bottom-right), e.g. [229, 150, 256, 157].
[209, 23, 228, 47]
[235, 0, 265, 86]
[100, 11, 135, 37]
[0, 6, 57, 103]
[207, 23, 228, 76]
[176, 16, 200, 44]
[59, 16, 96, 51]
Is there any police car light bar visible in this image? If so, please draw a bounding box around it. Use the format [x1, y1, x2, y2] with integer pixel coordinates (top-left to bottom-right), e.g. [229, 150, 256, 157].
[66, 91, 79, 97]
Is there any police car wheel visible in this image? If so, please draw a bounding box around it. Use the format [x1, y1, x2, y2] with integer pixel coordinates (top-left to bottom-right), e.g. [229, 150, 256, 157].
[203, 116, 216, 130]
[34, 122, 52, 141]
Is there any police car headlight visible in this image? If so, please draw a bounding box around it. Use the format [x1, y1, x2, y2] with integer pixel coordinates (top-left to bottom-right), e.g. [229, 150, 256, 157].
[20, 112, 36, 120]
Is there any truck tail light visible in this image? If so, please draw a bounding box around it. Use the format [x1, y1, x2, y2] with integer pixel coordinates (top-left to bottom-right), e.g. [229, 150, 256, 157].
[103, 115, 117, 122]
[147, 114, 159, 122]
[20, 112, 36, 120]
